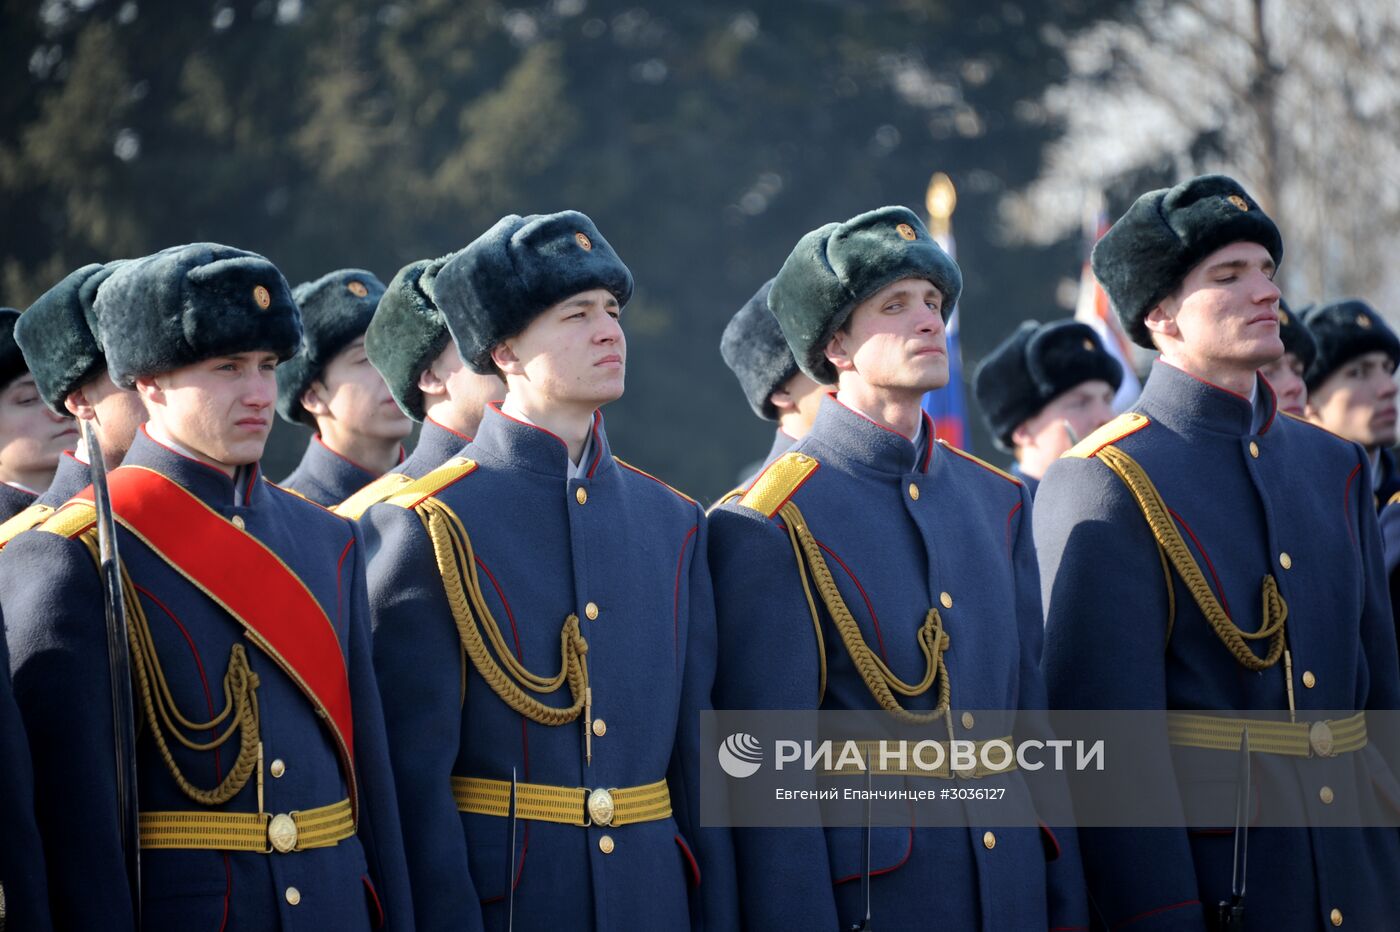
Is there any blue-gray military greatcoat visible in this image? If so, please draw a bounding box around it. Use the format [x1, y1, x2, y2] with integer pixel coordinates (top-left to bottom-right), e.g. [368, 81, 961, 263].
[708, 395, 1088, 931]
[363, 405, 738, 932]
[1036, 360, 1400, 931]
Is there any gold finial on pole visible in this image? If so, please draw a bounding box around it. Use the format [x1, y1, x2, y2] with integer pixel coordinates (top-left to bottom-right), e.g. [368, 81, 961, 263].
[926, 172, 956, 237]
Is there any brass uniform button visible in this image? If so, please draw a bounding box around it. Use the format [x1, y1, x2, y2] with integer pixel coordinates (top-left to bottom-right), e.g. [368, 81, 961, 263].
[598, 834, 615, 854]
[575, 487, 588, 505]
[982, 831, 996, 850]
[592, 718, 607, 737]
[908, 483, 919, 501]
[940, 592, 953, 610]
[961, 712, 975, 730]
[1320, 786, 1334, 805]
[232, 515, 246, 530]
[1248, 441, 1259, 458]
[1279, 552, 1292, 570]
[285, 886, 301, 906]
[1303, 671, 1317, 689]
[1331, 907, 1343, 926]
[270, 758, 286, 778]
[585, 602, 599, 620]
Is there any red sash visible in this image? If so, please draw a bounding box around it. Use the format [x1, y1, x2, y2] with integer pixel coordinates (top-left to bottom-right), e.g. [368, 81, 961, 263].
[71, 466, 357, 808]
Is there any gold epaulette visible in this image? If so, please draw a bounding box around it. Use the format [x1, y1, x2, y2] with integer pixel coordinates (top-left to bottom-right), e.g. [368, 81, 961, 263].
[383, 457, 479, 511]
[737, 451, 820, 518]
[938, 440, 1020, 486]
[615, 458, 697, 504]
[1388, 490, 1400, 509]
[332, 472, 417, 519]
[36, 500, 97, 540]
[1065, 412, 1151, 459]
[0, 502, 56, 549]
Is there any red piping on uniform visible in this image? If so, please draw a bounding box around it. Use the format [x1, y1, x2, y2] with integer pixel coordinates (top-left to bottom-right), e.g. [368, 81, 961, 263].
[134, 580, 234, 926]
[831, 393, 918, 441]
[135, 582, 221, 779]
[472, 554, 533, 899]
[1168, 508, 1231, 618]
[944, 443, 1023, 487]
[244, 463, 259, 502]
[488, 401, 569, 452]
[219, 855, 231, 932]
[140, 424, 235, 481]
[1344, 463, 1362, 546]
[335, 537, 355, 626]
[832, 825, 914, 884]
[675, 834, 702, 887]
[1006, 502, 1023, 561]
[674, 525, 698, 670]
[816, 540, 889, 662]
[1156, 358, 1251, 404]
[1259, 378, 1277, 435]
[1038, 821, 1062, 860]
[586, 413, 604, 478]
[1112, 899, 1202, 929]
[618, 460, 696, 504]
[426, 416, 471, 441]
[313, 435, 378, 476]
[362, 875, 385, 928]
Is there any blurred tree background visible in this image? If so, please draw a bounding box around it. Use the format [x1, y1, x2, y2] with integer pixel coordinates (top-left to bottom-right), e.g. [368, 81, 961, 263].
[5, 0, 1128, 501]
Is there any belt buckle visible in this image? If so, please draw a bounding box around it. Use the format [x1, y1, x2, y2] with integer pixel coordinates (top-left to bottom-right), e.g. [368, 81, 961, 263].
[586, 788, 616, 827]
[267, 812, 300, 853]
[1309, 721, 1336, 758]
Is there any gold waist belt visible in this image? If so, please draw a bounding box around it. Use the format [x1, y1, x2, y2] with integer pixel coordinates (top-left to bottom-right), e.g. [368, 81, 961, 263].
[825, 737, 1019, 779]
[139, 797, 353, 853]
[451, 775, 671, 828]
[1167, 711, 1367, 758]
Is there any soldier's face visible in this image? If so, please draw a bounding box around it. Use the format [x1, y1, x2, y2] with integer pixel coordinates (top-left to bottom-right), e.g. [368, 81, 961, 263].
[828, 277, 947, 394]
[1014, 380, 1116, 462]
[139, 352, 278, 470]
[0, 373, 75, 481]
[308, 337, 413, 442]
[1258, 352, 1308, 418]
[493, 289, 626, 411]
[65, 369, 148, 466]
[1306, 351, 1399, 449]
[1153, 242, 1282, 372]
[770, 370, 824, 437]
[420, 343, 505, 438]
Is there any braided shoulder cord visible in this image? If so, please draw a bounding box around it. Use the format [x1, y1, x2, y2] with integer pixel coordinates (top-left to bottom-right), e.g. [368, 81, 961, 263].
[1096, 445, 1286, 670]
[80, 532, 261, 806]
[417, 498, 590, 727]
[778, 502, 950, 724]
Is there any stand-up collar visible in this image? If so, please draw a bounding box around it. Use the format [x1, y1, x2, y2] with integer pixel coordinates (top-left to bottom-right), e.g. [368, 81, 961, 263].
[125, 425, 264, 509]
[416, 417, 471, 465]
[765, 429, 798, 465]
[39, 451, 92, 507]
[305, 435, 381, 485]
[470, 402, 614, 480]
[804, 393, 935, 476]
[1137, 359, 1277, 438]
